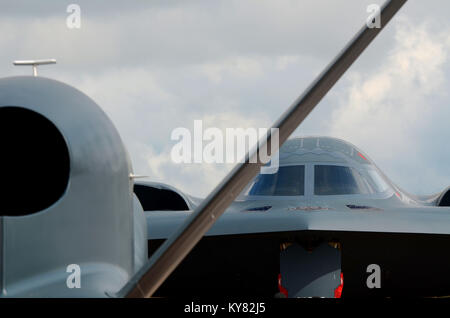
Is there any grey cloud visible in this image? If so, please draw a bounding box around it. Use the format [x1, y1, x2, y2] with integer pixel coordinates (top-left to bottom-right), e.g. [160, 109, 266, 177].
[1, 0, 449, 196]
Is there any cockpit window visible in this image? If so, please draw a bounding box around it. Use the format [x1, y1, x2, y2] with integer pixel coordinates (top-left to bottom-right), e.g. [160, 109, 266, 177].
[249, 165, 305, 196]
[314, 165, 370, 195]
[367, 169, 389, 193]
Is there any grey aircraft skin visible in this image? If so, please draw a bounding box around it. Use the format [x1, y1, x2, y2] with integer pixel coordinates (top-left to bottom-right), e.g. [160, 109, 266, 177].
[136, 137, 450, 298]
[0, 76, 148, 297]
[3, 0, 448, 298]
[142, 136, 449, 241]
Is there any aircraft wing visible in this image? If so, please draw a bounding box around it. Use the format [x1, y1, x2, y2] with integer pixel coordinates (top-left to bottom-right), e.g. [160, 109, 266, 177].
[146, 204, 450, 240]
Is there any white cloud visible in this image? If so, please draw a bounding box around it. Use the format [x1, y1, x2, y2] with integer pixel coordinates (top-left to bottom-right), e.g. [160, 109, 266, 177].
[327, 18, 450, 194]
[202, 57, 264, 84]
[275, 55, 301, 71]
[129, 111, 271, 197]
[2, 1, 450, 198]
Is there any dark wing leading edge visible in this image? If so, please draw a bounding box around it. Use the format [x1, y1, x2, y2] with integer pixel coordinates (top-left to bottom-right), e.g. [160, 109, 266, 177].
[118, 0, 408, 298]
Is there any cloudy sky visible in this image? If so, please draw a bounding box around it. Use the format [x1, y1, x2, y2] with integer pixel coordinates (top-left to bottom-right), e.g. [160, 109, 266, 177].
[1, 0, 449, 197]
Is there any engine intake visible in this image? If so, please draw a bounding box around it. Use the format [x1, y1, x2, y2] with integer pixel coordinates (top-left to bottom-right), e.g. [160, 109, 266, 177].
[438, 187, 450, 207]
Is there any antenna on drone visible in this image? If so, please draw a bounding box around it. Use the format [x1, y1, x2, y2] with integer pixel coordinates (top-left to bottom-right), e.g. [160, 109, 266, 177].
[13, 59, 57, 77]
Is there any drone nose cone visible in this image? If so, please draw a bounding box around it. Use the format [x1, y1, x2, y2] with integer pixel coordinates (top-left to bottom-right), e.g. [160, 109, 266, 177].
[0, 76, 134, 297]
